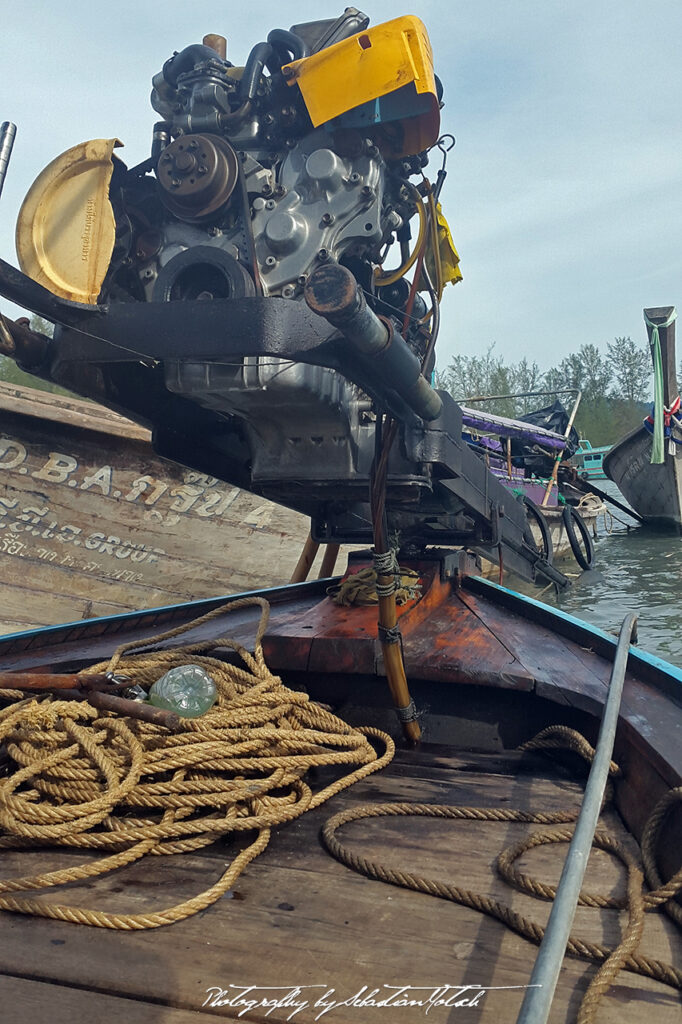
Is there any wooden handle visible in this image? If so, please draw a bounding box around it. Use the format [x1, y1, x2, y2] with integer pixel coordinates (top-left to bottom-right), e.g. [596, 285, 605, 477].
[290, 532, 320, 583]
[0, 673, 180, 730]
[0, 672, 110, 691]
[86, 691, 181, 730]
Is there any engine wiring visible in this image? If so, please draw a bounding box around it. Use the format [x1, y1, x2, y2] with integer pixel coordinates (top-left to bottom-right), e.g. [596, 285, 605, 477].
[373, 183, 428, 288]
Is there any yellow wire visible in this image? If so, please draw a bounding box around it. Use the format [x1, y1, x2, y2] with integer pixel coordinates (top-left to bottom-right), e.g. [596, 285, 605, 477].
[426, 187, 444, 301]
[374, 187, 427, 287]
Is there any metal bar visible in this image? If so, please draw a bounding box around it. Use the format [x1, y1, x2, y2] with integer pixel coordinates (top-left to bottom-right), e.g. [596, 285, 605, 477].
[304, 263, 443, 421]
[0, 122, 16, 200]
[540, 389, 582, 507]
[515, 610, 637, 1024]
[463, 388, 580, 404]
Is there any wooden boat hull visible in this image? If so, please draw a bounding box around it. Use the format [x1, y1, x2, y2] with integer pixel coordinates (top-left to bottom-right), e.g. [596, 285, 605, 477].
[0, 383, 318, 633]
[603, 305, 681, 527]
[603, 424, 682, 527]
[0, 561, 680, 1021]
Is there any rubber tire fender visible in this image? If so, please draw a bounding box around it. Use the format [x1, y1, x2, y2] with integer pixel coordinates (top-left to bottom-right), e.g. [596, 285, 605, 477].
[562, 504, 595, 570]
[522, 496, 553, 565]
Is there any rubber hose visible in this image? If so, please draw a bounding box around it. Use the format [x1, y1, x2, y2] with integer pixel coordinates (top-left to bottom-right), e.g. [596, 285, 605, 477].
[523, 495, 554, 565]
[238, 41, 275, 101]
[163, 45, 224, 86]
[266, 28, 310, 63]
[562, 505, 595, 570]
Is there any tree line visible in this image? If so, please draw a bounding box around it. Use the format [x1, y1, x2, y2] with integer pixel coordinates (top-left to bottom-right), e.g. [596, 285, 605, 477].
[434, 337, 654, 445]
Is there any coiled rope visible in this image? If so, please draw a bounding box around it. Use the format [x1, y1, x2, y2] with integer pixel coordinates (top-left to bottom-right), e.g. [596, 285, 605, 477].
[577, 492, 613, 536]
[322, 726, 682, 1023]
[0, 596, 394, 930]
[326, 562, 421, 607]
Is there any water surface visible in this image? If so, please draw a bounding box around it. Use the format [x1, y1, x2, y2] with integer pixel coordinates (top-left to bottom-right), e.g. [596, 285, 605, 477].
[526, 481, 682, 669]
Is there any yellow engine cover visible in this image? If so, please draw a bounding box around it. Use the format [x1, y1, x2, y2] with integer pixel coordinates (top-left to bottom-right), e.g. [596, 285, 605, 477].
[283, 15, 440, 157]
[16, 138, 121, 304]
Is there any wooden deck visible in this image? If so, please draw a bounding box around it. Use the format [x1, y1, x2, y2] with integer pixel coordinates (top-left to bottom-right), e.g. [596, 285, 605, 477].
[0, 744, 680, 1023]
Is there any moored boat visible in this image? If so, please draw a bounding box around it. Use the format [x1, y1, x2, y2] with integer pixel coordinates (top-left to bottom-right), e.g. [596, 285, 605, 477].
[460, 396, 599, 570]
[0, 13, 680, 1019]
[604, 306, 682, 528]
[571, 440, 610, 481]
[0, 380, 319, 633]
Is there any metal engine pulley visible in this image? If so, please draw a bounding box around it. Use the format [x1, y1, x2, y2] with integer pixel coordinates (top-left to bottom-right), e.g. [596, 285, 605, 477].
[157, 134, 239, 221]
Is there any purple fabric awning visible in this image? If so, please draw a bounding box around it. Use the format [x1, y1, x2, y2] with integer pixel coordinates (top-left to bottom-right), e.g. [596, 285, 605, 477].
[459, 406, 567, 450]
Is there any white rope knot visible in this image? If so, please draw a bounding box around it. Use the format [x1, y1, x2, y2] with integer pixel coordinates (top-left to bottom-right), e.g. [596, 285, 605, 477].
[373, 549, 401, 598]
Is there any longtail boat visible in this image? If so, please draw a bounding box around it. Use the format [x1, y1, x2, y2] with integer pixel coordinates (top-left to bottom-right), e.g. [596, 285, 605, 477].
[0, 11, 679, 1022]
[604, 306, 682, 528]
[459, 394, 599, 569]
[570, 440, 610, 481]
[0, 557, 680, 1022]
[0, 381, 316, 633]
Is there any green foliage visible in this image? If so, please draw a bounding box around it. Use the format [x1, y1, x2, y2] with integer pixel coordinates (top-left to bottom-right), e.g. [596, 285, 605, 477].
[606, 336, 651, 401]
[436, 334, 654, 446]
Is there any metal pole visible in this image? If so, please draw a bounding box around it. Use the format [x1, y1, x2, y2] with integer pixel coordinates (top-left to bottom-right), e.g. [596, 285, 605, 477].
[540, 389, 582, 507]
[515, 611, 637, 1024]
[0, 122, 17, 200]
[304, 263, 443, 422]
[464, 388, 579, 405]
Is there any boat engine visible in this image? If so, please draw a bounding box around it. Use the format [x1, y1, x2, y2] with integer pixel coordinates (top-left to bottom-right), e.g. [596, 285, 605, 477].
[16, 9, 456, 328]
[13, 9, 460, 483]
[0, 10, 567, 584]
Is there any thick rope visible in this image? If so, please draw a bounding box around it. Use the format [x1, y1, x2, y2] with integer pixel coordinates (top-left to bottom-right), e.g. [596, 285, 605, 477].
[326, 564, 421, 607]
[321, 726, 682, 1023]
[0, 597, 394, 929]
[640, 785, 682, 928]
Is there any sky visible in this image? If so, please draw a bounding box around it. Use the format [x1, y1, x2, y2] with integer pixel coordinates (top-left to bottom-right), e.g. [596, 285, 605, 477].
[2, 1, 681, 377]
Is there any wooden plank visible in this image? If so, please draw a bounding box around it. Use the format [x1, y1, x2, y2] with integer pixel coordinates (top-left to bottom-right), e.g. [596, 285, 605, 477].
[453, 587, 682, 792]
[0, 976, 211, 1024]
[262, 567, 534, 689]
[401, 599, 534, 689]
[0, 380, 150, 441]
[454, 587, 608, 708]
[0, 586, 327, 670]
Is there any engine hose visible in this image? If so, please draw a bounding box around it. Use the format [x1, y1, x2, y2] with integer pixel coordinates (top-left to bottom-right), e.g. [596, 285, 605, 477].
[426, 187, 444, 300]
[163, 44, 224, 86]
[375, 186, 428, 287]
[219, 99, 253, 130]
[237, 41, 275, 102]
[267, 28, 310, 66]
[562, 505, 595, 570]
